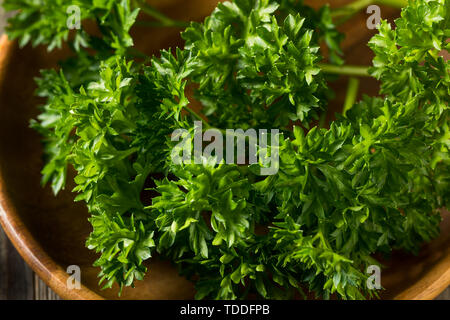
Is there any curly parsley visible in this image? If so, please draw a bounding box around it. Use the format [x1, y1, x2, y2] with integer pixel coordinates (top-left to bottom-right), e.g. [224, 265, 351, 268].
[4, 0, 448, 299]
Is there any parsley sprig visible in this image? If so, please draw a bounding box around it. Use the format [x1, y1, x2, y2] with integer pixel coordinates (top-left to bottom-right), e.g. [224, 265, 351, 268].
[4, 0, 449, 299]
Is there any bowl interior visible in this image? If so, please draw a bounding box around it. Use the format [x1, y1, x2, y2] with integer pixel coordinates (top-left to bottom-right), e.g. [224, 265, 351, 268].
[0, 0, 449, 300]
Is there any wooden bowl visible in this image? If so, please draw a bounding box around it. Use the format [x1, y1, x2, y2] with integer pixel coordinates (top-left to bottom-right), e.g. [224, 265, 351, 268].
[0, 0, 449, 300]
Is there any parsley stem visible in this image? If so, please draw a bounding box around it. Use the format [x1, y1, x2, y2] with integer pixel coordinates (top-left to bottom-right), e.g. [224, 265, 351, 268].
[184, 105, 211, 129]
[331, 0, 373, 19]
[134, 0, 189, 28]
[331, 0, 407, 23]
[318, 63, 370, 77]
[126, 47, 148, 59]
[343, 77, 360, 115]
[319, 112, 327, 128]
[135, 20, 188, 28]
[376, 0, 408, 8]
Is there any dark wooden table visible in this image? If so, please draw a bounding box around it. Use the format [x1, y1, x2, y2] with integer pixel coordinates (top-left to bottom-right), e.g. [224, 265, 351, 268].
[0, 228, 60, 299]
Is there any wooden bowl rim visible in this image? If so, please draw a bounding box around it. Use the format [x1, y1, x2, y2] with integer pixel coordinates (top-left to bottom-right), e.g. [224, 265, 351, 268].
[0, 33, 449, 300]
[0, 34, 103, 300]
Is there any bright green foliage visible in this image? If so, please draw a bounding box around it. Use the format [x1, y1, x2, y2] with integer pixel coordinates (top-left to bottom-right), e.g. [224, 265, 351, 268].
[182, 0, 338, 129]
[277, 0, 345, 65]
[369, 0, 450, 104]
[3, 0, 139, 52]
[7, 0, 449, 299]
[151, 162, 254, 255]
[369, 0, 450, 209]
[33, 57, 176, 293]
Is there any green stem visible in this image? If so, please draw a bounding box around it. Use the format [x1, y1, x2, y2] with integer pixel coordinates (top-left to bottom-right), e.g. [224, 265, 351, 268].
[343, 77, 360, 115]
[331, 0, 373, 19]
[134, 0, 189, 28]
[376, 0, 408, 8]
[319, 112, 327, 128]
[331, 0, 408, 24]
[184, 105, 211, 129]
[126, 47, 148, 59]
[319, 63, 370, 77]
[135, 19, 188, 29]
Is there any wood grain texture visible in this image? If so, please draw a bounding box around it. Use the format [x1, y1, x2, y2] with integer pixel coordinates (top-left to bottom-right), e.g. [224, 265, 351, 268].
[436, 287, 450, 300]
[0, 228, 34, 300]
[0, 227, 62, 300]
[0, 3, 60, 300]
[0, 0, 449, 301]
[34, 275, 61, 300]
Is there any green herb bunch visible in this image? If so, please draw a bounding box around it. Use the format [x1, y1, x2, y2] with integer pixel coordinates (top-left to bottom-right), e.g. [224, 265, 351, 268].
[4, 0, 449, 299]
